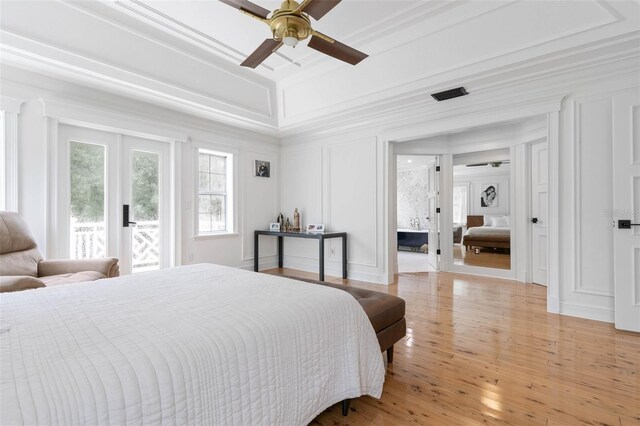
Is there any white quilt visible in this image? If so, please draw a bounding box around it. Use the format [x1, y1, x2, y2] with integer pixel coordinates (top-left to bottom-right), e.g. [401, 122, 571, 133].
[464, 226, 511, 236]
[1, 264, 385, 425]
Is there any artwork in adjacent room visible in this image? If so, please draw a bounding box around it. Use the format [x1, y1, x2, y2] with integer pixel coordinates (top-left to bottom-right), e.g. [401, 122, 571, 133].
[480, 184, 498, 208]
[255, 160, 270, 177]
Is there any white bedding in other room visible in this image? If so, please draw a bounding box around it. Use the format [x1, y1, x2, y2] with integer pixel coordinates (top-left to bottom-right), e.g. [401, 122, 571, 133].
[465, 226, 511, 237]
[1, 264, 385, 425]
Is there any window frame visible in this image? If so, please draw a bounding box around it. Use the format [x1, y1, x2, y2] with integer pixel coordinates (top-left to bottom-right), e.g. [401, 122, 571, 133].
[194, 146, 236, 237]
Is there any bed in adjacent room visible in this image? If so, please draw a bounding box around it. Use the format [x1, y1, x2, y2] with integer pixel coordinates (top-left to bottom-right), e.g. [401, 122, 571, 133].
[0, 264, 385, 425]
[462, 215, 511, 251]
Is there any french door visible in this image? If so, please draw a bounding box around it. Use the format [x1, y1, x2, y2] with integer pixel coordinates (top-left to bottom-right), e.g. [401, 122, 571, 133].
[57, 124, 172, 274]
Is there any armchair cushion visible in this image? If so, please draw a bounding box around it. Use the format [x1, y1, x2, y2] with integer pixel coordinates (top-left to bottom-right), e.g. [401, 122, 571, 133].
[0, 248, 43, 277]
[0, 212, 40, 254]
[38, 258, 120, 278]
[0, 275, 45, 293]
[40, 271, 106, 287]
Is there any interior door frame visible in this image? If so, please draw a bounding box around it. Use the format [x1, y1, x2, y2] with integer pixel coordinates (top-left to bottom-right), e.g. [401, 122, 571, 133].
[382, 105, 562, 315]
[391, 151, 447, 274]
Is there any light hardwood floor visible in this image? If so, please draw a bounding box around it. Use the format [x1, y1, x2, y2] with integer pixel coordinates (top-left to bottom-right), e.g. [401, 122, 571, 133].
[453, 244, 511, 270]
[265, 268, 640, 425]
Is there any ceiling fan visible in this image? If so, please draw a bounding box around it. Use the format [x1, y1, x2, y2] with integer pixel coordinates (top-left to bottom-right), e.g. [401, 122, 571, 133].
[219, 0, 368, 68]
[467, 160, 510, 168]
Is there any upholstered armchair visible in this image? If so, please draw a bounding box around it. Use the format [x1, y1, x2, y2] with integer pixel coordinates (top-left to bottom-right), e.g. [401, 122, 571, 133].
[0, 211, 119, 292]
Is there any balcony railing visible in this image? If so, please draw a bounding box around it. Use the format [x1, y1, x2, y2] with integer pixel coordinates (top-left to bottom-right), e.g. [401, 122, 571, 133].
[71, 219, 160, 272]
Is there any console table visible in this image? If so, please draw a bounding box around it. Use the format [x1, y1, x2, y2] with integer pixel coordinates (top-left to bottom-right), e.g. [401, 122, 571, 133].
[254, 230, 347, 281]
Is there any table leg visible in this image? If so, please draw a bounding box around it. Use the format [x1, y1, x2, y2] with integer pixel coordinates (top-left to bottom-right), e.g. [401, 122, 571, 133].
[254, 233, 259, 272]
[319, 237, 325, 281]
[278, 236, 283, 268]
[342, 236, 347, 279]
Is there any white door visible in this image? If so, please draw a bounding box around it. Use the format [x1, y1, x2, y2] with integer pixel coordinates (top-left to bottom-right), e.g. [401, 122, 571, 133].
[531, 141, 548, 286]
[58, 125, 172, 274]
[613, 88, 640, 332]
[426, 158, 440, 270]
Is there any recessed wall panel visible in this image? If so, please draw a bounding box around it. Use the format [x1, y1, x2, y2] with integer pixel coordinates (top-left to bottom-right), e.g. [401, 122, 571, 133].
[329, 140, 377, 266]
[577, 97, 614, 296]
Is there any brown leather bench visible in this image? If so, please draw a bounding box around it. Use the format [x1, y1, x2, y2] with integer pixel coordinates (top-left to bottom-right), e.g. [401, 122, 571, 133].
[283, 275, 406, 363]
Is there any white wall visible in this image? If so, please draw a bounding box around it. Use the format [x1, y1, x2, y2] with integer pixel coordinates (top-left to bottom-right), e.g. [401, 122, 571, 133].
[396, 166, 430, 229]
[280, 68, 640, 325]
[453, 166, 510, 217]
[279, 132, 388, 283]
[1, 66, 279, 271]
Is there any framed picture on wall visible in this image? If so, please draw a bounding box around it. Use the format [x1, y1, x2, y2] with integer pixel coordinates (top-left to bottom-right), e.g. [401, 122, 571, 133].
[480, 183, 498, 208]
[255, 160, 270, 177]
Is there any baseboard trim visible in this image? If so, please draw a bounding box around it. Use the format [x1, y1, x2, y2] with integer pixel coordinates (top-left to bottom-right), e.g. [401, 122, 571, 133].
[281, 256, 389, 285]
[547, 296, 560, 314]
[559, 302, 614, 324]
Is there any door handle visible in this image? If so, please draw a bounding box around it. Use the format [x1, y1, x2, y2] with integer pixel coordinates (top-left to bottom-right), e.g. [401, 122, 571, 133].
[531, 218, 538, 224]
[123, 205, 137, 227]
[618, 220, 640, 229]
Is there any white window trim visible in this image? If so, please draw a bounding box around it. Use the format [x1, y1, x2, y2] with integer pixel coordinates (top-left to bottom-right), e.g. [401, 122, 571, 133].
[193, 143, 238, 238]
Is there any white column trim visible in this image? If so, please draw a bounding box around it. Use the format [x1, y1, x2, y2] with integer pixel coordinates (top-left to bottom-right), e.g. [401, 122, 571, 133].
[546, 111, 561, 313]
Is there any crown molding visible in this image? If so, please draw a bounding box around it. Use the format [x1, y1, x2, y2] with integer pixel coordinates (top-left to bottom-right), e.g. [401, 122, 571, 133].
[279, 46, 640, 141]
[0, 96, 25, 114]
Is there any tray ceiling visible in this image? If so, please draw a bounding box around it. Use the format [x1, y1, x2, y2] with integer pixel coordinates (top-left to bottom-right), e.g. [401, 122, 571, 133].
[1, 0, 639, 134]
[108, 0, 441, 80]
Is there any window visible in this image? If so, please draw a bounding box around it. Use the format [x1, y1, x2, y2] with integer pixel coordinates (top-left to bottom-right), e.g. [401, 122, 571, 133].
[197, 149, 233, 235]
[452, 184, 468, 226]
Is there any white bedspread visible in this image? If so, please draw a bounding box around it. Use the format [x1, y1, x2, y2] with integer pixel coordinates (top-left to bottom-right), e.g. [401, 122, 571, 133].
[1, 264, 385, 425]
[464, 226, 511, 236]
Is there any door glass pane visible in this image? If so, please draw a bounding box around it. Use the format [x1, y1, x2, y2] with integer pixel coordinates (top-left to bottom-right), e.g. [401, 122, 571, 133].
[69, 142, 106, 259]
[131, 150, 160, 273]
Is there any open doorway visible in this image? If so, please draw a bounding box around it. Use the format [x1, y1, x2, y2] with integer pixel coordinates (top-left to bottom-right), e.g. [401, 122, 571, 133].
[453, 149, 511, 270]
[396, 155, 438, 273]
[389, 115, 550, 285]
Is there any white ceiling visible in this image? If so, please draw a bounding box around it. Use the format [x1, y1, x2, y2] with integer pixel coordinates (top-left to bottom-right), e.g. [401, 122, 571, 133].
[108, 0, 444, 80]
[1, 0, 639, 134]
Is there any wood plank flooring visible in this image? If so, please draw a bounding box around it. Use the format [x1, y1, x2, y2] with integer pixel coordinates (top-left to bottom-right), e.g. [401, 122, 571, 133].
[264, 268, 640, 426]
[453, 244, 511, 270]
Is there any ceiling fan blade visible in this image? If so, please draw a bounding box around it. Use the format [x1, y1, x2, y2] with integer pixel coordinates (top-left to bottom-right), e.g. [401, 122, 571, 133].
[302, 0, 341, 20]
[466, 163, 489, 167]
[241, 39, 283, 68]
[219, 0, 271, 19]
[307, 35, 368, 65]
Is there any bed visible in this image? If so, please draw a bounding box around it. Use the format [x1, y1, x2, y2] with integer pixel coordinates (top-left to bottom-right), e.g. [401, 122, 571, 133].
[0, 263, 385, 425]
[462, 215, 511, 251]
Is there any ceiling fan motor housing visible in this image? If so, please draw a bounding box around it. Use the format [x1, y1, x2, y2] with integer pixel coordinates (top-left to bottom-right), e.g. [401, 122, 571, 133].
[270, 0, 312, 44]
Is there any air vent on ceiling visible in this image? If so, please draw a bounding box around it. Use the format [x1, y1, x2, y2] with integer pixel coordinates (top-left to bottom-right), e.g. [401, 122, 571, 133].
[431, 87, 468, 102]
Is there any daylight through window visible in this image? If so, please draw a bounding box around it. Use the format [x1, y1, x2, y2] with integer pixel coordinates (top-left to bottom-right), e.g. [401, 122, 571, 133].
[198, 150, 232, 234]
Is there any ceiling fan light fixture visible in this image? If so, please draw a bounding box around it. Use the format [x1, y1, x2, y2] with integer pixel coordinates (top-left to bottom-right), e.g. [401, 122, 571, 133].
[283, 35, 299, 47]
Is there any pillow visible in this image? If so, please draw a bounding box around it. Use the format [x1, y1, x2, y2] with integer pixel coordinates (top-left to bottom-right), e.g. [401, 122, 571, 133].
[491, 216, 508, 227]
[0, 275, 45, 293]
[504, 215, 511, 227]
[483, 215, 501, 226]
